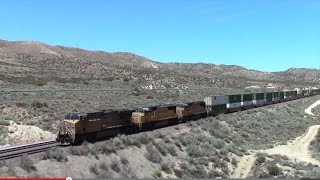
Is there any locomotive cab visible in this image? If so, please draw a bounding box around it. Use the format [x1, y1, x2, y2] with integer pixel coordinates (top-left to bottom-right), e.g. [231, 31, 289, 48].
[131, 108, 149, 128]
[56, 113, 80, 145]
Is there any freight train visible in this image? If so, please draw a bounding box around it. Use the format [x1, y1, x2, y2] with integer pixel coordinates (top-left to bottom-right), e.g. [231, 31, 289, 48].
[57, 88, 320, 145]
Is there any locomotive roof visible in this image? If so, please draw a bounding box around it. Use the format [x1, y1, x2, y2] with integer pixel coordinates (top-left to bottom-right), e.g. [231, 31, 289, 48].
[69, 109, 134, 116]
[177, 101, 205, 107]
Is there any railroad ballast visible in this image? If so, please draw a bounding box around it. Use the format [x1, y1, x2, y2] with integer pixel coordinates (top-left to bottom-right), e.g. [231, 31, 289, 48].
[57, 88, 320, 145]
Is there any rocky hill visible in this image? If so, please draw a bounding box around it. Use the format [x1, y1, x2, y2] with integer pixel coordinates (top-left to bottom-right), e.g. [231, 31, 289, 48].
[1, 39, 319, 92]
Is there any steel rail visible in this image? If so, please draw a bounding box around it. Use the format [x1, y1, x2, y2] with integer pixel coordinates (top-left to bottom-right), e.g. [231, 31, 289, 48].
[0, 140, 57, 160]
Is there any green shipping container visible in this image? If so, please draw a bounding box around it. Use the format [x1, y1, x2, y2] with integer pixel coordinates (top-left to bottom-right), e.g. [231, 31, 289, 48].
[254, 93, 265, 100]
[285, 91, 292, 96]
[228, 94, 242, 103]
[274, 92, 280, 97]
[242, 94, 253, 101]
[266, 92, 273, 102]
[280, 92, 284, 99]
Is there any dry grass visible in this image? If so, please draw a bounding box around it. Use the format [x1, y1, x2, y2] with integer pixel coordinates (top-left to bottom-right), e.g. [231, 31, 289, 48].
[43, 147, 68, 162]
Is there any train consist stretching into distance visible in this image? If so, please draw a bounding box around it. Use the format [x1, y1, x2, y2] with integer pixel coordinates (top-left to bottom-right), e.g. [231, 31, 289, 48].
[57, 88, 320, 145]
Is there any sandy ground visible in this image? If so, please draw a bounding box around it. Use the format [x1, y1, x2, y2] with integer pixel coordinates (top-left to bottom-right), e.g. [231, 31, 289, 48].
[7, 121, 56, 145]
[231, 155, 256, 178]
[232, 99, 320, 178]
[0, 106, 56, 146]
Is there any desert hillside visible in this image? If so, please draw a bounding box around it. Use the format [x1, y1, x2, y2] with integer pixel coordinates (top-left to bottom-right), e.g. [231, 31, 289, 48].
[1, 39, 320, 178]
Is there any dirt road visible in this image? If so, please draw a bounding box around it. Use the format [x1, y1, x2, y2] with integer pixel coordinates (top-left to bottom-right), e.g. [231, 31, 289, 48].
[261, 125, 320, 166]
[232, 99, 320, 178]
[305, 100, 320, 116]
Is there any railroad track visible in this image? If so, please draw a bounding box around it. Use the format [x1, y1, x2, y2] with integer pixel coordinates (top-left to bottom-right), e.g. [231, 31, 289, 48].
[0, 140, 57, 160]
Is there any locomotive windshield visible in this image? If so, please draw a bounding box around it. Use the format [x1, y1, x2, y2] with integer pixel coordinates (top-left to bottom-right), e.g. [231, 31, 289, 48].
[137, 107, 150, 113]
[64, 113, 80, 120]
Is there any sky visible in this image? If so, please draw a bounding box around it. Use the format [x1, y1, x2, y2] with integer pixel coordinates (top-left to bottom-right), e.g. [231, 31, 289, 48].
[0, 0, 319, 72]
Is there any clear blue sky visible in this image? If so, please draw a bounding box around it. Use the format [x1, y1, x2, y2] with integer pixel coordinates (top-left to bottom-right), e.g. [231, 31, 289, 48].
[0, 0, 319, 72]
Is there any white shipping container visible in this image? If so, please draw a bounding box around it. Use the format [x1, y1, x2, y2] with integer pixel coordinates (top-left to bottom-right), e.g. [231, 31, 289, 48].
[227, 102, 241, 109]
[204, 95, 229, 106]
[295, 88, 302, 95]
[242, 101, 254, 106]
[253, 99, 265, 106]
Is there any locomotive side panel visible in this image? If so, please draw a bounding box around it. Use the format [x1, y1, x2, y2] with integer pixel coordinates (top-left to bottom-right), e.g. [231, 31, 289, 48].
[75, 111, 118, 135]
[176, 101, 207, 121]
[131, 105, 178, 128]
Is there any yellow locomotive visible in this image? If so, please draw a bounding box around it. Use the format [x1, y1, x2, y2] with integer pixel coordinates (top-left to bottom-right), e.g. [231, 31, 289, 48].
[131, 104, 178, 129]
[57, 102, 208, 144]
[57, 109, 134, 144]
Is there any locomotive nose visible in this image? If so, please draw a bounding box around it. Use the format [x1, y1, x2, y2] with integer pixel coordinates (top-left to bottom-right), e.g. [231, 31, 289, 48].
[56, 121, 73, 145]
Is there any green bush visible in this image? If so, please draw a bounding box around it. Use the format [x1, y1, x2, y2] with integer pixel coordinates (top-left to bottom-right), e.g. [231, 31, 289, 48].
[267, 165, 280, 176]
[0, 126, 8, 137]
[163, 137, 171, 143]
[0, 120, 10, 126]
[154, 141, 168, 156]
[110, 159, 121, 173]
[69, 146, 89, 156]
[87, 143, 99, 158]
[144, 144, 162, 163]
[187, 145, 202, 158]
[0, 161, 6, 168]
[15, 102, 28, 108]
[99, 162, 108, 171]
[254, 169, 270, 178]
[208, 169, 223, 178]
[31, 101, 48, 108]
[152, 169, 162, 178]
[255, 154, 267, 165]
[3, 116, 14, 121]
[120, 165, 137, 178]
[97, 170, 113, 178]
[100, 143, 116, 155]
[231, 158, 238, 167]
[120, 156, 129, 165]
[43, 147, 68, 162]
[90, 164, 99, 175]
[20, 155, 36, 172]
[167, 144, 177, 156]
[188, 164, 208, 178]
[112, 137, 125, 149]
[161, 161, 172, 174]
[173, 168, 183, 178]
[137, 134, 151, 145]
[307, 167, 320, 178]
